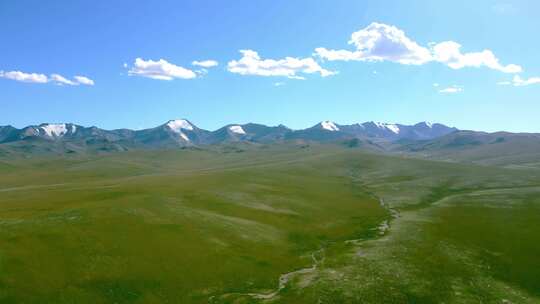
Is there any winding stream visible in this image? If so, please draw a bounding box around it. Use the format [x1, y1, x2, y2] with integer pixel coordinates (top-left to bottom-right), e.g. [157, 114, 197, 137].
[211, 197, 398, 302]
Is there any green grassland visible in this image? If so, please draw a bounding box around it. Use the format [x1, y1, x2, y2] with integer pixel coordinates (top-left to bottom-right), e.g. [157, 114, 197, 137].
[1, 144, 539, 303]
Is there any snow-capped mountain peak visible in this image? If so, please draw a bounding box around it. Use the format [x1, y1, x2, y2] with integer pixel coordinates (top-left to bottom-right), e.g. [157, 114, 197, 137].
[321, 121, 339, 131]
[40, 123, 74, 137]
[0, 120, 458, 149]
[229, 125, 246, 135]
[166, 119, 194, 133]
[416, 121, 434, 128]
[372, 122, 400, 134]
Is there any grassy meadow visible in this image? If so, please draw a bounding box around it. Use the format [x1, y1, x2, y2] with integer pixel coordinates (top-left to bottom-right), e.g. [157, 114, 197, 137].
[1, 144, 539, 303]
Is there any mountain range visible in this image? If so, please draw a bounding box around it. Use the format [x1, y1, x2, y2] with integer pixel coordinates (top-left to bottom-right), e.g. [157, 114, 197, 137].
[0, 119, 455, 149]
[1, 119, 539, 167]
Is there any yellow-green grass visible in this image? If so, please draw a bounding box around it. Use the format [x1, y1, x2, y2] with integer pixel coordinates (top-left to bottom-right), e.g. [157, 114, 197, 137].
[0, 145, 386, 303]
[1, 144, 539, 303]
[271, 149, 540, 303]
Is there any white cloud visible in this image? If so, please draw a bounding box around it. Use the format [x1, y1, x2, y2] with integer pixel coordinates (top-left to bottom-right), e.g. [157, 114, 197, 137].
[0, 70, 94, 86]
[74, 75, 95, 86]
[50, 74, 94, 86]
[0, 70, 48, 83]
[127, 58, 197, 80]
[50, 74, 78, 86]
[315, 22, 521, 73]
[439, 85, 463, 94]
[433, 83, 440, 87]
[274, 82, 285, 87]
[314, 48, 366, 62]
[431, 41, 521, 73]
[192, 60, 219, 68]
[513, 75, 540, 86]
[195, 68, 208, 76]
[498, 75, 540, 86]
[315, 22, 432, 65]
[227, 49, 336, 79]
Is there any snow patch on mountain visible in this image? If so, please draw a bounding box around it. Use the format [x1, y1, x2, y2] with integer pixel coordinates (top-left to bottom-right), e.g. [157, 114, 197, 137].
[166, 119, 193, 133]
[179, 132, 189, 141]
[40, 124, 71, 137]
[373, 121, 384, 129]
[373, 122, 400, 134]
[321, 121, 339, 131]
[229, 125, 246, 135]
[385, 124, 400, 134]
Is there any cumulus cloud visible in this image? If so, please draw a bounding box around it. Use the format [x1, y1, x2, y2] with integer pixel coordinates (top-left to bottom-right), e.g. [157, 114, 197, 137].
[498, 75, 540, 86]
[0, 70, 94, 86]
[192, 60, 219, 68]
[228, 49, 336, 79]
[431, 41, 521, 73]
[439, 85, 463, 94]
[316, 22, 431, 65]
[315, 22, 521, 73]
[0, 70, 48, 83]
[127, 58, 197, 80]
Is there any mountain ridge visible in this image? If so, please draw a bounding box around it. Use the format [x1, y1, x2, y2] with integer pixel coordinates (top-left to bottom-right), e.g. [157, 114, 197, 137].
[6, 120, 536, 138]
[4, 120, 538, 162]
[0, 120, 458, 142]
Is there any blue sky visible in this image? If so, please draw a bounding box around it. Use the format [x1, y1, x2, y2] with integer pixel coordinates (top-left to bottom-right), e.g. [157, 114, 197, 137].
[1, 0, 539, 132]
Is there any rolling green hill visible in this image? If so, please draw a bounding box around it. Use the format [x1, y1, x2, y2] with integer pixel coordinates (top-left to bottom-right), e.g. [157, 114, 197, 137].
[400, 131, 540, 169]
[1, 144, 539, 303]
